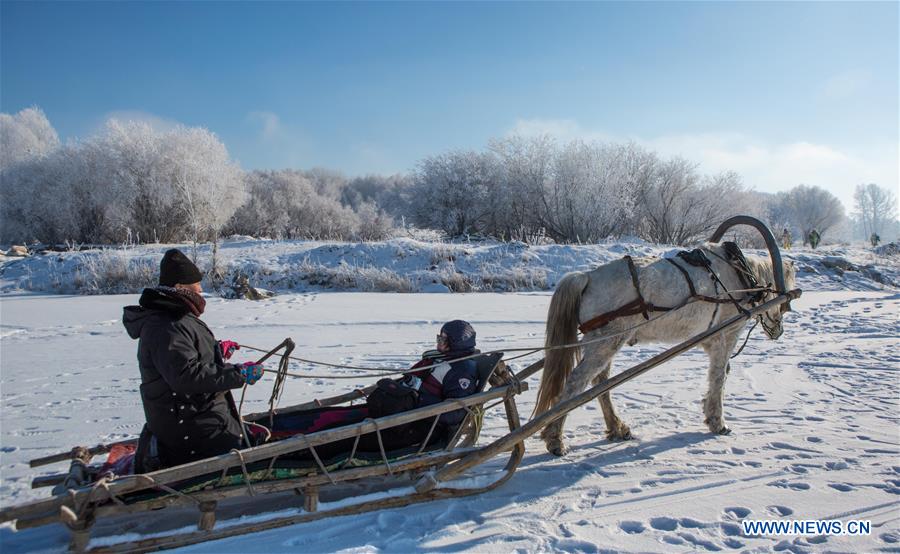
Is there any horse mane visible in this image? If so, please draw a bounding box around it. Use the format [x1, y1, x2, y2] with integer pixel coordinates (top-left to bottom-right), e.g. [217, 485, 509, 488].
[742, 251, 795, 292]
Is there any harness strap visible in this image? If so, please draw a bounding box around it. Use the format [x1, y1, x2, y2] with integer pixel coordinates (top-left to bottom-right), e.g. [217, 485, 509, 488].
[624, 256, 650, 320]
[665, 258, 697, 297]
[579, 299, 665, 334]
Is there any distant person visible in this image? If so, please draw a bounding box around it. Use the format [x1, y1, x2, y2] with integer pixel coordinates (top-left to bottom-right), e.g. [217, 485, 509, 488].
[807, 229, 821, 250]
[870, 233, 881, 247]
[781, 228, 792, 250]
[123, 249, 264, 471]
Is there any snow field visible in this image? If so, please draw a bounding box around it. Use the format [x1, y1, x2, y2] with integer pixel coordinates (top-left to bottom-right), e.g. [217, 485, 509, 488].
[1, 284, 898, 552]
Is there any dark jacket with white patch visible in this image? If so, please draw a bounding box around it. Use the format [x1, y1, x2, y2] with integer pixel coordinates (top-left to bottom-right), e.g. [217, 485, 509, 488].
[123, 289, 245, 468]
[409, 351, 479, 425]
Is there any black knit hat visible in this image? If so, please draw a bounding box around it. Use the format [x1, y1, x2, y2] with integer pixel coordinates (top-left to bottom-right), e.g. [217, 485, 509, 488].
[159, 249, 203, 286]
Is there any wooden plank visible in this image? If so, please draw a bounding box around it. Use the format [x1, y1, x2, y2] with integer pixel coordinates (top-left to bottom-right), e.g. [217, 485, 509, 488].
[417, 290, 802, 491]
[31, 474, 66, 489]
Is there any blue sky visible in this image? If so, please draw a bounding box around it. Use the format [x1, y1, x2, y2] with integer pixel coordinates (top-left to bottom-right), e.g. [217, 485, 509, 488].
[2, 1, 897, 209]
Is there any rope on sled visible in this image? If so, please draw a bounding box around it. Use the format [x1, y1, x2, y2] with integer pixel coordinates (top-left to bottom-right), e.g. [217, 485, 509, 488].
[367, 418, 394, 475]
[298, 434, 337, 485]
[229, 449, 257, 496]
[417, 416, 442, 456]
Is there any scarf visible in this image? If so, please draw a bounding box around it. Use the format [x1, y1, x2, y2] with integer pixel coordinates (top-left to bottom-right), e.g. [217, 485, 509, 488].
[156, 286, 206, 316]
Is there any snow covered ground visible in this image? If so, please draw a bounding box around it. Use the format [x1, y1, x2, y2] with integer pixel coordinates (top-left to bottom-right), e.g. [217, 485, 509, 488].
[1, 262, 898, 552]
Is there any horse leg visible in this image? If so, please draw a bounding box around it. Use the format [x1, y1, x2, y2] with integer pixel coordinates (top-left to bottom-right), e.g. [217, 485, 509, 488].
[593, 358, 632, 441]
[540, 338, 627, 456]
[701, 331, 740, 435]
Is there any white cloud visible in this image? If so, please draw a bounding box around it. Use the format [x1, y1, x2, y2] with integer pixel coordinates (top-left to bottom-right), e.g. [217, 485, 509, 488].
[246, 110, 283, 140]
[821, 69, 872, 100]
[103, 111, 179, 131]
[96, 110, 183, 134]
[506, 118, 613, 143]
[242, 110, 314, 169]
[505, 118, 899, 210]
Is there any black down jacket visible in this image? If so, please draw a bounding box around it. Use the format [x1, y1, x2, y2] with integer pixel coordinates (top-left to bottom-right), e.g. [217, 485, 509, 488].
[123, 288, 245, 469]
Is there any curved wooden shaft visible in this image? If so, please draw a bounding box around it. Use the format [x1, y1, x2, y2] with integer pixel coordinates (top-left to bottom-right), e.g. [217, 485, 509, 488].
[708, 215, 788, 299]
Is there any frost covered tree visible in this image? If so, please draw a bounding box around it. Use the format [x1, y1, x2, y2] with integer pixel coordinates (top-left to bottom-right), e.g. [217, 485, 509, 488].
[0, 107, 59, 171]
[406, 135, 753, 245]
[353, 202, 395, 241]
[854, 183, 897, 239]
[90, 120, 244, 244]
[1, 116, 244, 245]
[341, 174, 414, 219]
[544, 141, 642, 242]
[771, 185, 845, 245]
[635, 159, 747, 245]
[160, 126, 245, 248]
[489, 135, 555, 241]
[227, 170, 361, 240]
[410, 150, 503, 237]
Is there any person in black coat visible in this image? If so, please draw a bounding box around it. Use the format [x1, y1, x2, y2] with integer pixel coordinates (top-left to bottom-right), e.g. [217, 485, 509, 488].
[123, 249, 264, 471]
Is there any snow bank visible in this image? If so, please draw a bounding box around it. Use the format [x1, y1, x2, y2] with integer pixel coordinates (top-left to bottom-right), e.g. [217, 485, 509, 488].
[0, 238, 896, 296]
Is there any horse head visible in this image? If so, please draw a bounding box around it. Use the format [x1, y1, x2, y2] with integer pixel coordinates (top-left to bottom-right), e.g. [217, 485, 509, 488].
[752, 258, 796, 340]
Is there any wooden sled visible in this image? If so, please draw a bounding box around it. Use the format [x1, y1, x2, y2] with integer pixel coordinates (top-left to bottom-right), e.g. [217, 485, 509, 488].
[0, 353, 530, 552]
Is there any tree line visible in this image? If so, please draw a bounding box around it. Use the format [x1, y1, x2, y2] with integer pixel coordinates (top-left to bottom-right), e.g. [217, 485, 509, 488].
[1, 107, 896, 247]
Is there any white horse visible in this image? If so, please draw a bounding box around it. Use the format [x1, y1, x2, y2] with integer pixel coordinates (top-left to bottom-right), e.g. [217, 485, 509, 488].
[535, 243, 796, 456]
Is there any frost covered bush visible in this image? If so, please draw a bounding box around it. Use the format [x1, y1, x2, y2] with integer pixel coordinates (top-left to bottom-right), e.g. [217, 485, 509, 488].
[72, 251, 157, 294]
[225, 170, 396, 241]
[292, 257, 413, 292]
[479, 265, 548, 292]
[437, 267, 474, 293]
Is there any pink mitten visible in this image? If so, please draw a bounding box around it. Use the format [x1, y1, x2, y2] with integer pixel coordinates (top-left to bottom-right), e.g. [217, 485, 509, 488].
[220, 340, 240, 360]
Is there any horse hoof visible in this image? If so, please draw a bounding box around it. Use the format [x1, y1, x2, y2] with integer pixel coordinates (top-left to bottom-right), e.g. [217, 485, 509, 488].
[607, 426, 633, 441]
[546, 441, 568, 457]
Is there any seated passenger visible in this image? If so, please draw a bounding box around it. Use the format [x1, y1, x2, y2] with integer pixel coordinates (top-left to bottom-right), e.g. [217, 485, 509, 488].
[404, 319, 480, 427]
[364, 320, 480, 449]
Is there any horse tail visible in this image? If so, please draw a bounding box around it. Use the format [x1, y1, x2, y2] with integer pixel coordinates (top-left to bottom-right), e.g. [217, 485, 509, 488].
[534, 271, 591, 415]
